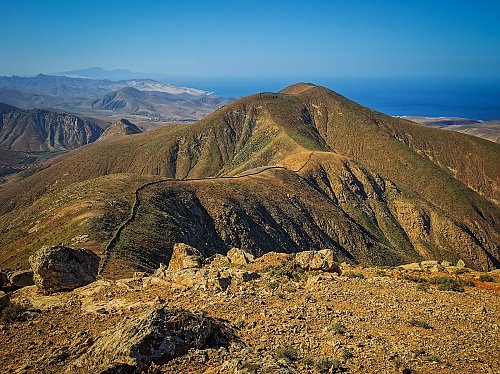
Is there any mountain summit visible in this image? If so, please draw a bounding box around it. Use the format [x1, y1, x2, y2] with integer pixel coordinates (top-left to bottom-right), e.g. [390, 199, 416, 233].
[0, 84, 498, 275]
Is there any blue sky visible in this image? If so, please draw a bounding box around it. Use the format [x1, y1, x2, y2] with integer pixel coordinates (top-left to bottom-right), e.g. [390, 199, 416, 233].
[1, 0, 499, 79]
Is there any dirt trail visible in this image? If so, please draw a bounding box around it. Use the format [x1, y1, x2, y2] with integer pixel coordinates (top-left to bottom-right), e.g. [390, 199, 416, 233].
[98, 151, 315, 275]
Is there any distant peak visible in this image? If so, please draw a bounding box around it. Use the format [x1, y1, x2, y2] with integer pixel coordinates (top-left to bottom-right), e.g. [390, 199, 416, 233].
[280, 82, 317, 95]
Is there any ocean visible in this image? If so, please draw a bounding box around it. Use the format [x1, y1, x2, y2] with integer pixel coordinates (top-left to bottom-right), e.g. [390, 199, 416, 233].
[169, 77, 500, 120]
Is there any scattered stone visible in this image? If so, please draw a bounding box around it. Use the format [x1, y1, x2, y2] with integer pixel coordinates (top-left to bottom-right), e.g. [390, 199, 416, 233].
[227, 247, 255, 266]
[69, 306, 236, 372]
[8, 270, 34, 288]
[167, 243, 204, 271]
[441, 261, 451, 267]
[293, 249, 341, 274]
[430, 264, 443, 273]
[29, 245, 100, 294]
[456, 259, 466, 268]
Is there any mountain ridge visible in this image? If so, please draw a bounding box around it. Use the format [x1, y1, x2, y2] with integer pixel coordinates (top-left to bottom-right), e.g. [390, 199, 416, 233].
[0, 83, 498, 274]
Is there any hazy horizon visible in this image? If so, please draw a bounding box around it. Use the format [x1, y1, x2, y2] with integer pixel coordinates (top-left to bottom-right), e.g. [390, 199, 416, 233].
[2, 0, 499, 79]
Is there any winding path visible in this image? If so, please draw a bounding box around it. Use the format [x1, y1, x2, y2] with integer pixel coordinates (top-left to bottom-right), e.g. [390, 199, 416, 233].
[98, 151, 315, 275]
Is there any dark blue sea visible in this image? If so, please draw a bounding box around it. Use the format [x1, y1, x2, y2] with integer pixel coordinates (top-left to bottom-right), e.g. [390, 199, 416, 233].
[168, 77, 500, 120]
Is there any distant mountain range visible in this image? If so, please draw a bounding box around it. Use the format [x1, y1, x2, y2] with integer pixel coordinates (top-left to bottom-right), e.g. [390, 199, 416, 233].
[0, 74, 231, 123]
[55, 67, 174, 82]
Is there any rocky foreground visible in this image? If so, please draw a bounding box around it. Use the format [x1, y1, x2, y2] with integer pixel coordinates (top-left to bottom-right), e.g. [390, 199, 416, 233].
[0, 245, 499, 373]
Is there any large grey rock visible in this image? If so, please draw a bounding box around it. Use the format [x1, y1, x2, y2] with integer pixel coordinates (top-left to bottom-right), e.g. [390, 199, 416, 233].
[29, 245, 100, 294]
[420, 260, 439, 269]
[68, 306, 235, 373]
[227, 247, 254, 266]
[293, 249, 341, 275]
[399, 263, 421, 271]
[167, 243, 204, 272]
[8, 270, 34, 287]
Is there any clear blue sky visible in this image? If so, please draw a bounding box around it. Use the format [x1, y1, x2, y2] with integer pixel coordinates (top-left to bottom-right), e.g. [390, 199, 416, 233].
[1, 0, 499, 79]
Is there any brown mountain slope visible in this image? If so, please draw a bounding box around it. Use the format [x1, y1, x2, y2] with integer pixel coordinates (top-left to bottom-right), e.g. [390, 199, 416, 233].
[0, 84, 498, 274]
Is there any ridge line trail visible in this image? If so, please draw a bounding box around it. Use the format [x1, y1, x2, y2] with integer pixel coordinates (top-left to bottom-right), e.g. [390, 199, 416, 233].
[98, 151, 316, 275]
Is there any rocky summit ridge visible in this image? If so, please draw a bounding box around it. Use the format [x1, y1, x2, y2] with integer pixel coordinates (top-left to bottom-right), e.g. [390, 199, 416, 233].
[0, 244, 499, 373]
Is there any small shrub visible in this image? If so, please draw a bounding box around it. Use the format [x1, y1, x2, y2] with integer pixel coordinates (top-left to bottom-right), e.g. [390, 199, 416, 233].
[315, 358, 343, 373]
[430, 277, 466, 292]
[0, 302, 30, 324]
[267, 280, 280, 291]
[479, 274, 495, 282]
[332, 322, 347, 335]
[409, 319, 432, 329]
[342, 348, 353, 360]
[303, 357, 314, 366]
[375, 270, 388, 277]
[455, 268, 469, 274]
[417, 282, 430, 291]
[344, 271, 365, 279]
[269, 263, 304, 281]
[276, 344, 298, 361]
[402, 274, 428, 284]
[235, 319, 245, 329]
[392, 355, 407, 370]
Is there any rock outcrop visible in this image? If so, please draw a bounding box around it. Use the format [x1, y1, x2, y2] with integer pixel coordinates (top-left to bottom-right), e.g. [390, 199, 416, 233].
[227, 247, 255, 266]
[293, 249, 341, 275]
[29, 245, 100, 294]
[167, 243, 204, 272]
[69, 306, 236, 373]
[8, 270, 34, 288]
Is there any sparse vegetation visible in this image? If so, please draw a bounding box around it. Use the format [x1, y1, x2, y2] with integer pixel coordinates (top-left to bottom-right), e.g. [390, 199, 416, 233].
[267, 280, 280, 291]
[332, 322, 347, 335]
[235, 319, 245, 329]
[430, 277, 468, 292]
[275, 344, 298, 362]
[268, 263, 304, 281]
[344, 271, 365, 279]
[0, 302, 31, 324]
[315, 358, 343, 373]
[409, 319, 432, 329]
[478, 274, 495, 282]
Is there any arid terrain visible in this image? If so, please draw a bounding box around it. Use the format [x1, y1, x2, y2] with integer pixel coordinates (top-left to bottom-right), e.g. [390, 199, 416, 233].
[1, 247, 499, 373]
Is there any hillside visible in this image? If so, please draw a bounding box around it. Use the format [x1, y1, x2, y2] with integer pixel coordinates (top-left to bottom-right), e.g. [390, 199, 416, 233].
[0, 83, 498, 275]
[0, 108, 103, 152]
[98, 119, 142, 141]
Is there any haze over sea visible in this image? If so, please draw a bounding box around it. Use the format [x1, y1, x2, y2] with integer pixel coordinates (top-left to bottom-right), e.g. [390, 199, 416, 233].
[169, 76, 500, 120]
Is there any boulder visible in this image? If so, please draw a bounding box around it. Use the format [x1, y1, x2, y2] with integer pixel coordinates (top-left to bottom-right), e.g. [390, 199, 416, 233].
[167, 243, 204, 271]
[9, 270, 34, 287]
[293, 249, 341, 275]
[29, 245, 100, 294]
[0, 271, 7, 287]
[456, 259, 466, 268]
[68, 306, 236, 372]
[420, 260, 439, 269]
[227, 247, 255, 266]
[441, 260, 451, 267]
[399, 263, 421, 271]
